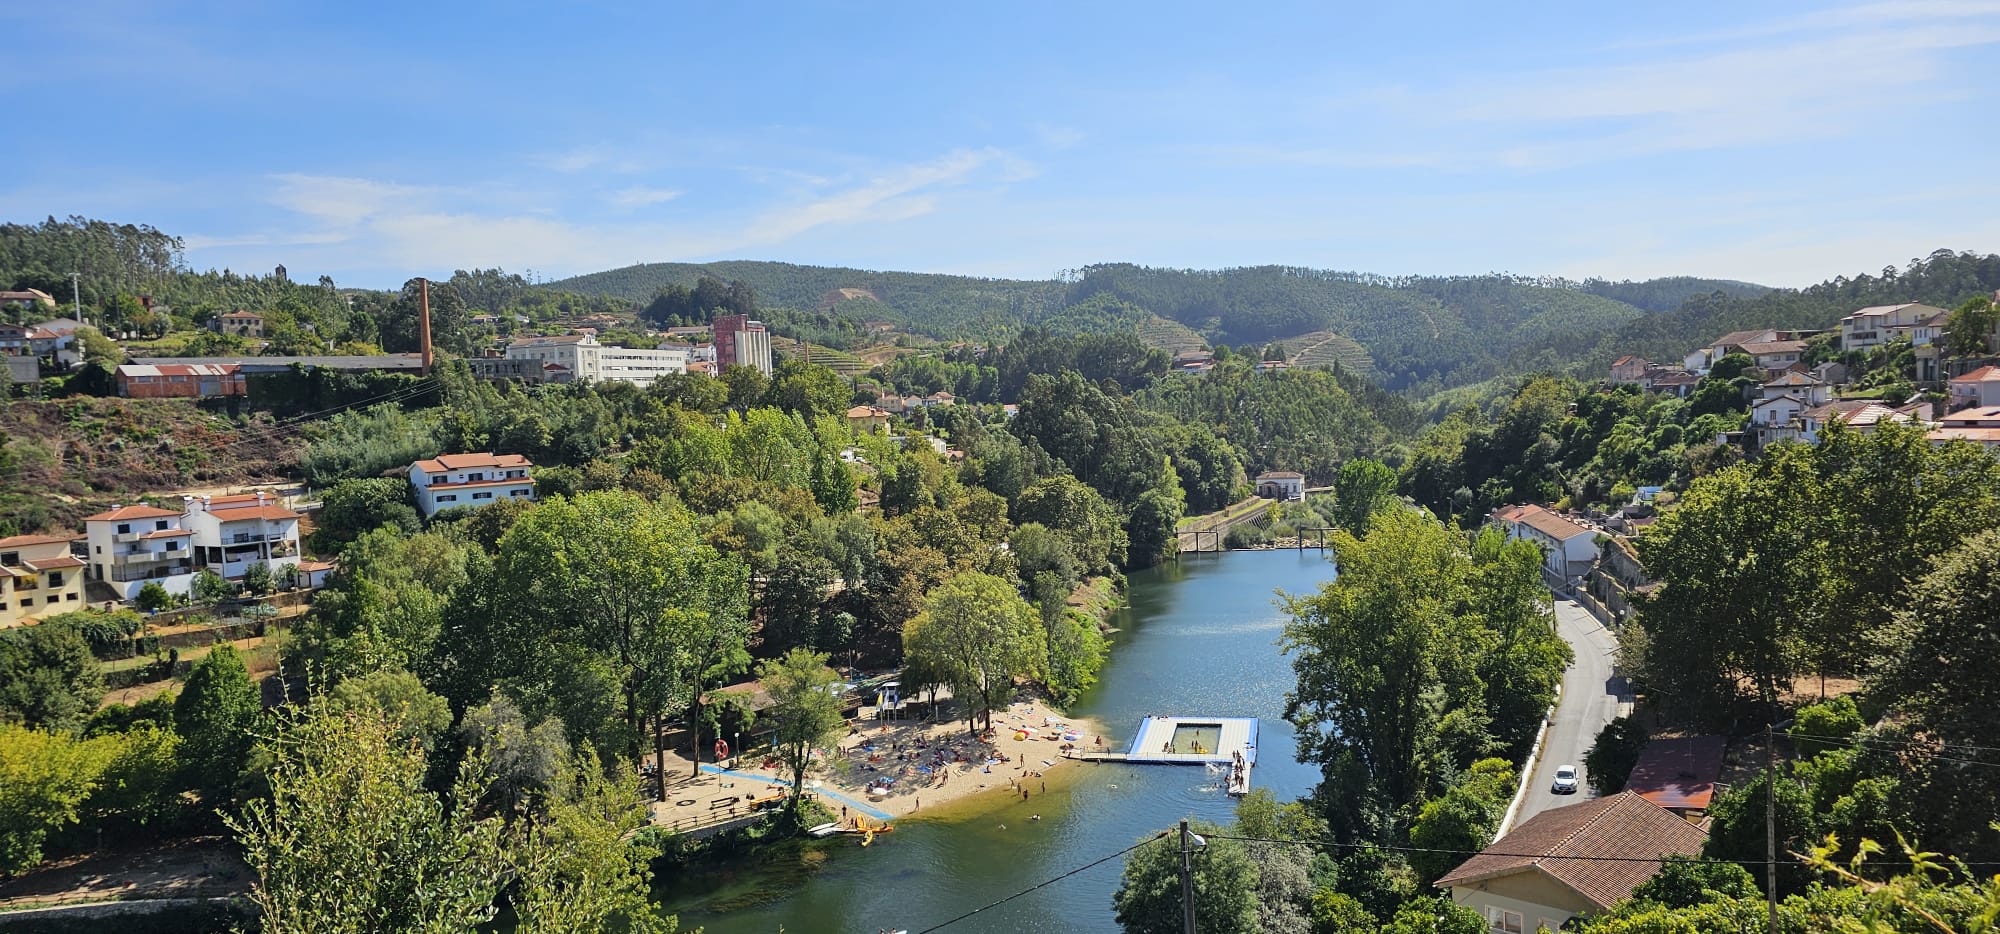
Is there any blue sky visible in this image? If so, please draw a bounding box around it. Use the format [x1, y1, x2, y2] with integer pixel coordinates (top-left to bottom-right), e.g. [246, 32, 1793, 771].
[5, 1, 1999, 289]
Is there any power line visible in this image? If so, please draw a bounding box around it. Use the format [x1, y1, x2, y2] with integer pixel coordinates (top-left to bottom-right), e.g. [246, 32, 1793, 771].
[911, 833, 1168, 934]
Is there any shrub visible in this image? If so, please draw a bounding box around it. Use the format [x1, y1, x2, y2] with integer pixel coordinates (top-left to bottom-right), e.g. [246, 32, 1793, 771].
[1584, 716, 1648, 795]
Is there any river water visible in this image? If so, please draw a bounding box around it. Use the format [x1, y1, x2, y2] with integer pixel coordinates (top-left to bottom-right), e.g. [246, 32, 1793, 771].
[656, 549, 1337, 934]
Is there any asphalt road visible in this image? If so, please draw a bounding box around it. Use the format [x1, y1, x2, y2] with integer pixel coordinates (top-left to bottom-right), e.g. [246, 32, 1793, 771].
[1512, 597, 1630, 827]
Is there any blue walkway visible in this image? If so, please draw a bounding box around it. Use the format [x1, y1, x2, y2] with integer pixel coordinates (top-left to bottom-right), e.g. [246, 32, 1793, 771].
[697, 763, 895, 821]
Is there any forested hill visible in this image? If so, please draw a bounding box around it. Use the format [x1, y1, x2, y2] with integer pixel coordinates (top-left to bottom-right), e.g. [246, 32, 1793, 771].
[546, 260, 1063, 340]
[1543, 249, 2000, 368]
[551, 260, 1718, 391]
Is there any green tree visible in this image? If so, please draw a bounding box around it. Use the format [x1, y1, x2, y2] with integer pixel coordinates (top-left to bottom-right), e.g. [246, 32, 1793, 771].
[1789, 696, 1863, 748]
[1113, 825, 1258, 934]
[0, 622, 106, 731]
[175, 644, 260, 805]
[316, 477, 422, 544]
[902, 572, 1046, 735]
[1406, 758, 1514, 883]
[1584, 716, 1648, 795]
[329, 669, 452, 752]
[190, 569, 233, 606]
[135, 580, 172, 613]
[1944, 296, 1997, 357]
[227, 700, 511, 933]
[242, 561, 274, 596]
[1332, 457, 1399, 534]
[507, 749, 673, 934]
[1014, 474, 1127, 574]
[758, 648, 846, 800]
[763, 359, 851, 419]
[1627, 856, 1758, 909]
[1281, 510, 1499, 840]
[0, 724, 116, 877]
[1702, 770, 1813, 895]
[720, 363, 770, 410]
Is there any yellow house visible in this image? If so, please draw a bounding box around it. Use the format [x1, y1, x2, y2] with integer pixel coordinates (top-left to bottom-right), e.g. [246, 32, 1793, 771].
[0, 533, 87, 627]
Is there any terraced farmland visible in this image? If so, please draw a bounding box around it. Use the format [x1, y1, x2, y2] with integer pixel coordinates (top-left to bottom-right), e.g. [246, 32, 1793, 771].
[1280, 330, 1375, 375]
[1136, 315, 1209, 354]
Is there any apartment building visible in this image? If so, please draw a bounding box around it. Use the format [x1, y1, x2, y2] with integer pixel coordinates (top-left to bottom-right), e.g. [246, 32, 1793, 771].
[83, 504, 197, 600]
[713, 314, 773, 375]
[505, 333, 690, 387]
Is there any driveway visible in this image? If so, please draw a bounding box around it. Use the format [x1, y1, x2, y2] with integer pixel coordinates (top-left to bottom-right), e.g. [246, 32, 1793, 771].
[1511, 597, 1629, 827]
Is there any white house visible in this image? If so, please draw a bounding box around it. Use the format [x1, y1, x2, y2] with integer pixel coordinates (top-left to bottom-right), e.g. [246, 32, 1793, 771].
[1438, 792, 1706, 934]
[1840, 303, 1945, 351]
[1492, 504, 1598, 582]
[180, 492, 304, 582]
[83, 504, 198, 600]
[1950, 366, 2000, 409]
[408, 453, 536, 517]
[1255, 471, 1306, 501]
[1, 533, 86, 626]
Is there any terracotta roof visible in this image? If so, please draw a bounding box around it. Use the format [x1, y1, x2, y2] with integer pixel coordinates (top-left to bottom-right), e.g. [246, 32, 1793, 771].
[82, 504, 182, 522]
[206, 493, 269, 506]
[1436, 792, 1707, 910]
[1930, 427, 2000, 444]
[414, 452, 534, 473]
[1736, 340, 1807, 355]
[23, 555, 84, 571]
[116, 363, 241, 378]
[1624, 736, 1726, 811]
[207, 505, 301, 522]
[1707, 329, 1778, 349]
[846, 405, 890, 418]
[1611, 355, 1645, 366]
[1497, 504, 1596, 542]
[140, 528, 190, 539]
[1257, 471, 1305, 480]
[1953, 365, 2000, 383]
[0, 533, 75, 548]
[1761, 371, 1824, 388]
[1849, 302, 1941, 318]
[294, 559, 337, 572]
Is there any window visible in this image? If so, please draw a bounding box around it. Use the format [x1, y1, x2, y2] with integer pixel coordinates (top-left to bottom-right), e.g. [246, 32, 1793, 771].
[0, 551, 15, 566]
[1488, 908, 1524, 934]
[95, 545, 102, 554]
[155, 520, 169, 530]
[438, 494, 457, 503]
[19, 597, 30, 607]
[117, 524, 130, 534]
[66, 593, 77, 602]
[473, 492, 493, 500]
[47, 572, 62, 586]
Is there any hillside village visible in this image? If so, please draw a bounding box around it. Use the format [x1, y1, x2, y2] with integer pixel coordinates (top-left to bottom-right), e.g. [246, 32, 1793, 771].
[6, 242, 2000, 932]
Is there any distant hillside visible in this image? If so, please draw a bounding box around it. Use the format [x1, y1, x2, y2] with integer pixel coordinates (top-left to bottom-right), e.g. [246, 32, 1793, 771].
[1580, 276, 1771, 313]
[547, 260, 1061, 341]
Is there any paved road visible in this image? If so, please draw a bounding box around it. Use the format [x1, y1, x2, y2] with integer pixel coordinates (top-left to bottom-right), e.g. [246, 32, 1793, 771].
[1512, 597, 1630, 827]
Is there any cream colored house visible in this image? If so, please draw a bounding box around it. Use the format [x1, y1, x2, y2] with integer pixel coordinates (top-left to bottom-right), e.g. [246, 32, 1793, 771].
[1439, 792, 1706, 933]
[0, 533, 86, 627]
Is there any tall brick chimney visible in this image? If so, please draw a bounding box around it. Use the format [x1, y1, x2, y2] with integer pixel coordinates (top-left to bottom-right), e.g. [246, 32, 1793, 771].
[418, 278, 433, 376]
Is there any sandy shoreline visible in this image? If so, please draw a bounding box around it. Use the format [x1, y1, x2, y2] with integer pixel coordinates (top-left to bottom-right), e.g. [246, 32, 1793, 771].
[651, 697, 1114, 828]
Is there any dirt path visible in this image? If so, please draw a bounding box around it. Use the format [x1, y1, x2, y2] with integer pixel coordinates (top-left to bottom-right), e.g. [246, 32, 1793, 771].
[0, 839, 249, 910]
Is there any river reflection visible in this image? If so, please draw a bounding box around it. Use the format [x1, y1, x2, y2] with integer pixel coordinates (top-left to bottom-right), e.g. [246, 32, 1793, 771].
[655, 550, 1337, 934]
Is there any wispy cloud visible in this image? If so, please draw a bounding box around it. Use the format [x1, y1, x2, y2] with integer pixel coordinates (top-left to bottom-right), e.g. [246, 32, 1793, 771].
[1208, 3, 2000, 171]
[608, 186, 684, 208]
[194, 147, 1034, 278]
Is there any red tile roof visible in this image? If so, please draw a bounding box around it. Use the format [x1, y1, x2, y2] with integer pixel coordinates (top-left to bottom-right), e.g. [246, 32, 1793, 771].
[23, 555, 84, 571]
[1436, 792, 1707, 910]
[140, 528, 191, 539]
[0, 533, 76, 548]
[1953, 365, 2000, 383]
[1497, 504, 1597, 542]
[82, 504, 182, 522]
[1624, 735, 1727, 811]
[413, 453, 534, 473]
[207, 505, 301, 522]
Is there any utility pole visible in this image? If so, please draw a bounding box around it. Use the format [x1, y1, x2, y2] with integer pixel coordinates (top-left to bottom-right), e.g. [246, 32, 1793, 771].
[1764, 716, 1791, 934]
[69, 272, 82, 327]
[1179, 820, 1197, 934]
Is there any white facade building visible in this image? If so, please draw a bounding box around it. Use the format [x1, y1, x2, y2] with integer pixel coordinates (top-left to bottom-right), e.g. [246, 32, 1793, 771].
[1492, 504, 1599, 583]
[84, 504, 198, 600]
[408, 453, 536, 517]
[180, 493, 305, 582]
[1840, 303, 1945, 351]
[506, 333, 690, 387]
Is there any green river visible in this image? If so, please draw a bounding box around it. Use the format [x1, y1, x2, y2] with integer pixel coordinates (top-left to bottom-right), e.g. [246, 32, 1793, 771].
[655, 549, 1337, 933]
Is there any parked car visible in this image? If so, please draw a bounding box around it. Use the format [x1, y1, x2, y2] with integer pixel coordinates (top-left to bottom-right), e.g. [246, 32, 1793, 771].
[1551, 764, 1579, 794]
